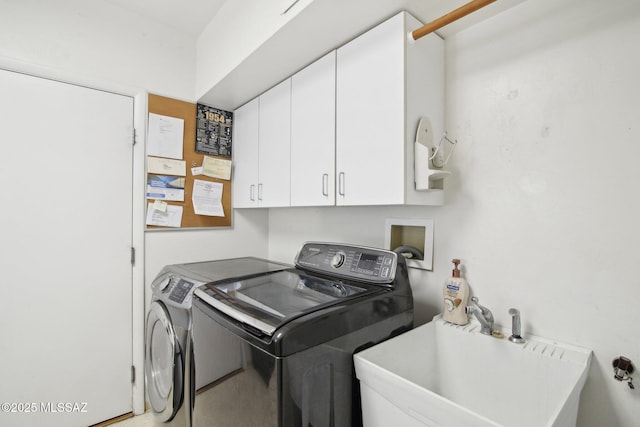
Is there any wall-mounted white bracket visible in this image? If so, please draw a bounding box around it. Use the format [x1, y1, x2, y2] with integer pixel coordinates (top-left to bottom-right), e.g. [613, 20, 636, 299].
[414, 117, 451, 191]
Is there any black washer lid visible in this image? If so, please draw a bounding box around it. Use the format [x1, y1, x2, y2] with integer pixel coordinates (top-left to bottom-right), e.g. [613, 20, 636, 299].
[194, 269, 378, 336]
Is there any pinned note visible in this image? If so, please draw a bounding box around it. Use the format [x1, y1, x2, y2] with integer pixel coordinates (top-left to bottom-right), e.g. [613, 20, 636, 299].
[202, 156, 232, 180]
[147, 156, 186, 176]
[153, 200, 168, 212]
[146, 203, 183, 227]
[147, 175, 185, 201]
[148, 113, 184, 160]
[192, 180, 224, 217]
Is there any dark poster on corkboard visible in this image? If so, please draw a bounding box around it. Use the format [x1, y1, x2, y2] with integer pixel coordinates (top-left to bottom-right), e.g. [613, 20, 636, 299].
[195, 103, 233, 158]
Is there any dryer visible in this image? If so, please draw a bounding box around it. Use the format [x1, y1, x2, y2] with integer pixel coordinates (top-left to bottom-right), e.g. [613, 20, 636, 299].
[145, 258, 289, 426]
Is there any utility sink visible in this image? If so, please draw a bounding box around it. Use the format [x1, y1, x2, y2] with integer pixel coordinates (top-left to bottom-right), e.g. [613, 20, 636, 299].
[354, 315, 592, 427]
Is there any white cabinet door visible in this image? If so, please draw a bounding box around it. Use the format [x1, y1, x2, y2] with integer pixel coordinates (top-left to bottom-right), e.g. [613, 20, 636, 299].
[0, 69, 133, 427]
[233, 98, 260, 208]
[258, 78, 291, 207]
[336, 13, 406, 206]
[291, 51, 336, 207]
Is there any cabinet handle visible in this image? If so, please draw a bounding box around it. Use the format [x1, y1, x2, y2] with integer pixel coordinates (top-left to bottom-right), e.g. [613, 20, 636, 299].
[250, 184, 255, 201]
[258, 183, 263, 201]
[322, 174, 329, 196]
[338, 172, 345, 196]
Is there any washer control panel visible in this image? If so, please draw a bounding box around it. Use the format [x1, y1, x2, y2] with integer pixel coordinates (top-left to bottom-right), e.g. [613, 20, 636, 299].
[168, 278, 195, 303]
[295, 242, 397, 284]
[156, 275, 199, 307]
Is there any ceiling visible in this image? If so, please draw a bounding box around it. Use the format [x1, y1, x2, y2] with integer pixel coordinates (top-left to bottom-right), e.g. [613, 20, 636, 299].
[197, 0, 527, 109]
[99, 0, 527, 108]
[105, 0, 226, 36]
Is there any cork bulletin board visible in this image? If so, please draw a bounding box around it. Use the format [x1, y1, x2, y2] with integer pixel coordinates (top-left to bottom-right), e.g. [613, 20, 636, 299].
[146, 93, 232, 229]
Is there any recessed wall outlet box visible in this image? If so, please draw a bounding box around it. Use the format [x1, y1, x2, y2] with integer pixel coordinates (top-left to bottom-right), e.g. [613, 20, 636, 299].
[385, 218, 434, 270]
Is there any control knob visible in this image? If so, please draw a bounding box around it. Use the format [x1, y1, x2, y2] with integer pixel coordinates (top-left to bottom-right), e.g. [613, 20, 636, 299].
[330, 251, 346, 269]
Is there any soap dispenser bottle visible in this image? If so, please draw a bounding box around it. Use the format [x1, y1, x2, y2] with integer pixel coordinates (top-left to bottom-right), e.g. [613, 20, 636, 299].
[442, 259, 470, 325]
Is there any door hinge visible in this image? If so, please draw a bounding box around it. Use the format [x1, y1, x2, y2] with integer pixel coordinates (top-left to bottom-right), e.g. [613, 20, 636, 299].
[130, 247, 135, 266]
[131, 365, 136, 384]
[132, 128, 137, 146]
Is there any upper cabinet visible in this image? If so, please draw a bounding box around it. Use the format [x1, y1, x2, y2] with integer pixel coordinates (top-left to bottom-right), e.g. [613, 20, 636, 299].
[233, 11, 445, 209]
[257, 79, 291, 207]
[290, 51, 336, 207]
[233, 97, 260, 208]
[336, 11, 444, 206]
[233, 79, 291, 208]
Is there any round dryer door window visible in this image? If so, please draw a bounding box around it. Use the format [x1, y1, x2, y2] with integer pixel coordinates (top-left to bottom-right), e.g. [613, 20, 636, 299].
[145, 301, 184, 422]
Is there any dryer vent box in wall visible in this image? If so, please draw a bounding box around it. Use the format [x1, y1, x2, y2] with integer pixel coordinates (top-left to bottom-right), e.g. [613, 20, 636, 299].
[385, 218, 434, 270]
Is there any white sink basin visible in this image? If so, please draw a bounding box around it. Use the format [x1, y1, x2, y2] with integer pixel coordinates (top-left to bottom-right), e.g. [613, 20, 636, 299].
[354, 315, 591, 427]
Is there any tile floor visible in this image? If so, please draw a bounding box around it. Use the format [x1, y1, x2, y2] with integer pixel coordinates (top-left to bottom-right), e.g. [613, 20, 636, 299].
[110, 366, 276, 427]
[110, 411, 156, 427]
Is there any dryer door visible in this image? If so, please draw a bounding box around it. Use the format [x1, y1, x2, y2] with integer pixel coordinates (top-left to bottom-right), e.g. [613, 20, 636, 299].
[145, 301, 184, 422]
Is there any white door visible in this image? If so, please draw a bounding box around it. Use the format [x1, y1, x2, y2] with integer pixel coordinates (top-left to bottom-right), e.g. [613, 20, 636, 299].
[336, 13, 405, 206]
[232, 98, 260, 208]
[291, 51, 336, 207]
[258, 78, 291, 207]
[0, 69, 134, 427]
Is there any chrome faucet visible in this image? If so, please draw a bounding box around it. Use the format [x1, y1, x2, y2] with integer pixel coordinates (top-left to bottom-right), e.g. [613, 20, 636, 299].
[465, 296, 494, 335]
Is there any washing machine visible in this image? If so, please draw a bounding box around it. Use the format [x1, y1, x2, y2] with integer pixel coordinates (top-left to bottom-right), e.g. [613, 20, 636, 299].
[192, 242, 414, 426]
[145, 257, 290, 426]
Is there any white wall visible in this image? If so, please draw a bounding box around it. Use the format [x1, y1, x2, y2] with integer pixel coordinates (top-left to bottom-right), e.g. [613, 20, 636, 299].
[145, 210, 269, 285]
[268, 0, 640, 425]
[0, 0, 195, 100]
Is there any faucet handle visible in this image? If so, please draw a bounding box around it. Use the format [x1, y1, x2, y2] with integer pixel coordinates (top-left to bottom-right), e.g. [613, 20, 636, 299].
[470, 296, 489, 314]
[508, 308, 525, 344]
